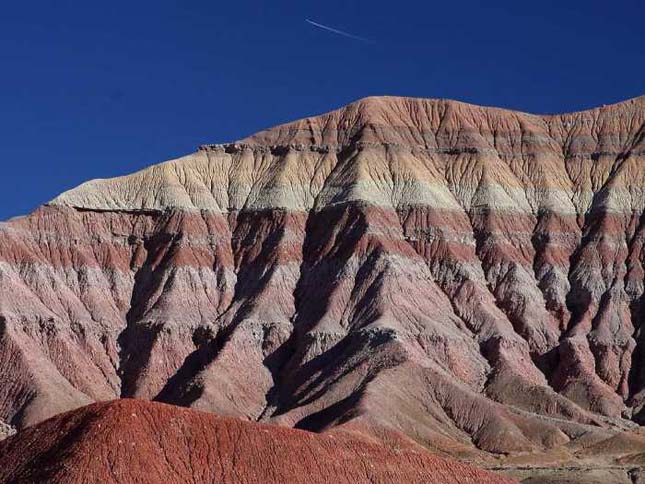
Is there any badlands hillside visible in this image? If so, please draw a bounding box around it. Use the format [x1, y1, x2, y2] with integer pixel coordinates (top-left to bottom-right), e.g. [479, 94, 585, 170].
[0, 399, 515, 483]
[0, 95, 644, 479]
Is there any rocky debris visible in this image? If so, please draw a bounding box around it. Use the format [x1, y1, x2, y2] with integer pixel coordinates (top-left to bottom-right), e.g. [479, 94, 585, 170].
[496, 465, 644, 484]
[0, 95, 644, 467]
[0, 420, 15, 440]
[0, 399, 516, 483]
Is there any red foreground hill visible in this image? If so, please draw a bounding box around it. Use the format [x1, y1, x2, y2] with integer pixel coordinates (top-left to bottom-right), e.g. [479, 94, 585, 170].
[0, 399, 515, 483]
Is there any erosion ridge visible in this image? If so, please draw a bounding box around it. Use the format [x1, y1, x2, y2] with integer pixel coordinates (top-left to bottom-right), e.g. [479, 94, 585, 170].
[1, 96, 645, 471]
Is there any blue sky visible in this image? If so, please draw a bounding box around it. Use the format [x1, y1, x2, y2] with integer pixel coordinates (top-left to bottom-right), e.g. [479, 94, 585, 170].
[1, 0, 643, 219]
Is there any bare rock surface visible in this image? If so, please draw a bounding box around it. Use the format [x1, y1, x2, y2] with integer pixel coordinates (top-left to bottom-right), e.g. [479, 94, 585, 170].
[1, 95, 645, 470]
[0, 420, 14, 440]
[0, 399, 516, 483]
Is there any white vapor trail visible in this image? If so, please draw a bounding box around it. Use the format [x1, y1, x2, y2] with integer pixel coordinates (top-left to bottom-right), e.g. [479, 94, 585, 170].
[305, 19, 372, 43]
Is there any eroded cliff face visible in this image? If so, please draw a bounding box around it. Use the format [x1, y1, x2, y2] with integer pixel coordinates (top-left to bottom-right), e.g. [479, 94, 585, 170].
[1, 96, 644, 460]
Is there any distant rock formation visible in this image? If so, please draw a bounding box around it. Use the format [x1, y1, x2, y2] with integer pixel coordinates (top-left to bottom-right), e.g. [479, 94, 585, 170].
[1, 96, 644, 464]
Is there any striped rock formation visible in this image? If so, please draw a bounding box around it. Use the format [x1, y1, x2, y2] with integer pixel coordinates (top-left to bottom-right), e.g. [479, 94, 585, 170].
[1, 96, 645, 465]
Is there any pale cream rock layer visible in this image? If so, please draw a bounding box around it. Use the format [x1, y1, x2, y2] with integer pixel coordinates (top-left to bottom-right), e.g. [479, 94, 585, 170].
[50, 96, 644, 216]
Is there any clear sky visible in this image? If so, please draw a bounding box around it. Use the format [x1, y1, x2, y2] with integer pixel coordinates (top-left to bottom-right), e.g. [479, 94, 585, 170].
[1, 0, 643, 219]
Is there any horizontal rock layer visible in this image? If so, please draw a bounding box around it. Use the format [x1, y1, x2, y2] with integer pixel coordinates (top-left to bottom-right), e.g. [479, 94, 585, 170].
[1, 95, 645, 462]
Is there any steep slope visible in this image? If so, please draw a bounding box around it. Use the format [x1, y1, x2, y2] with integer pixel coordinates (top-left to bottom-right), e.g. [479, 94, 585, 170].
[0, 399, 515, 483]
[0, 96, 644, 464]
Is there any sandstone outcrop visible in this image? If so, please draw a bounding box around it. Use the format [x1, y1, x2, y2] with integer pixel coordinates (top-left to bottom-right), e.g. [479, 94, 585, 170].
[0, 95, 644, 464]
[0, 399, 516, 483]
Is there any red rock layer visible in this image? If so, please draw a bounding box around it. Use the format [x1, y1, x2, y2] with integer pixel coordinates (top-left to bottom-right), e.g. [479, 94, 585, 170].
[0, 399, 516, 484]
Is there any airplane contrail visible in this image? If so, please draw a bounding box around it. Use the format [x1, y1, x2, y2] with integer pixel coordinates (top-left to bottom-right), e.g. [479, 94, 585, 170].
[305, 19, 372, 43]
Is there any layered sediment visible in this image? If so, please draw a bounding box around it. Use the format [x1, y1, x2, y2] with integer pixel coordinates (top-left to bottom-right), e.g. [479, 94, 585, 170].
[1, 96, 644, 463]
